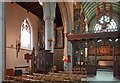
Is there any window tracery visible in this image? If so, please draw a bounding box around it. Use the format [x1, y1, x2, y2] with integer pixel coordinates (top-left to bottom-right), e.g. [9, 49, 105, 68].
[21, 18, 31, 49]
[94, 15, 117, 33]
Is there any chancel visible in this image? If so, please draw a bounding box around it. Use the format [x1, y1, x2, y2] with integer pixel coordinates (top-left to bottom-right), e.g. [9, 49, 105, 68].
[0, 1, 120, 83]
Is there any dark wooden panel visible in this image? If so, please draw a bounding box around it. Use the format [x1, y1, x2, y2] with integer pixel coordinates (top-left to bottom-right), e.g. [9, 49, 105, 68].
[54, 49, 64, 71]
[34, 50, 53, 73]
[86, 65, 97, 75]
[67, 31, 120, 41]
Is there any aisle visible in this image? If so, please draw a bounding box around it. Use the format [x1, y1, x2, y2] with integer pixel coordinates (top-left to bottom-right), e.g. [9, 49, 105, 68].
[87, 69, 119, 83]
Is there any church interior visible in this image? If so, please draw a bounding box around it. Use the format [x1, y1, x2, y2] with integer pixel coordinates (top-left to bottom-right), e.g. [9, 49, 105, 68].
[0, 1, 120, 83]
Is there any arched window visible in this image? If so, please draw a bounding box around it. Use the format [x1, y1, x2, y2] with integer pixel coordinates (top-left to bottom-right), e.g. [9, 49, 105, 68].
[21, 18, 31, 49]
[94, 15, 118, 33]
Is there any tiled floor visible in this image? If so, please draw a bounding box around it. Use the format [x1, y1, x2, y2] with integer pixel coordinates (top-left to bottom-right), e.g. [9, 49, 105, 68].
[87, 69, 120, 83]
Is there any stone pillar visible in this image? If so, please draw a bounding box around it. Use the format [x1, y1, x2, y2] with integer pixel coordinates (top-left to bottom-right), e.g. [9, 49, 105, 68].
[64, 33, 72, 71]
[44, 16, 52, 51]
[68, 41, 72, 72]
[43, 2, 56, 52]
[0, 2, 5, 82]
[63, 33, 68, 71]
[49, 2, 56, 53]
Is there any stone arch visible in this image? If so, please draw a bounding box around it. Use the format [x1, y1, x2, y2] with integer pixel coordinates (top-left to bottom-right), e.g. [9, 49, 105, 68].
[57, 2, 73, 33]
[58, 2, 73, 70]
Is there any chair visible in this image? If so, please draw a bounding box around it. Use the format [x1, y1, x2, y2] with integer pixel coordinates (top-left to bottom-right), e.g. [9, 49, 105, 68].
[6, 69, 14, 76]
[15, 70, 22, 76]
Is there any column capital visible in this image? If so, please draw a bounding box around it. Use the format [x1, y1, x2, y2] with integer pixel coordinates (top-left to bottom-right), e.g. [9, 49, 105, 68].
[43, 16, 55, 21]
[43, 16, 51, 21]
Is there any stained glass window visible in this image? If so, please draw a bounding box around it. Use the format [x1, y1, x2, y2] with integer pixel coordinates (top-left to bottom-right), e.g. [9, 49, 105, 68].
[94, 15, 117, 33]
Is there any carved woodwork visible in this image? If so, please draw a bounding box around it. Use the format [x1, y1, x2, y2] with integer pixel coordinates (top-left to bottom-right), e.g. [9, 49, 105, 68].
[67, 31, 120, 41]
[67, 31, 120, 76]
[34, 50, 53, 73]
[54, 49, 64, 71]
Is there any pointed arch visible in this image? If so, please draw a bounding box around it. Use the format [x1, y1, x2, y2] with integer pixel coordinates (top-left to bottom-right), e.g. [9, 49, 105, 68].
[21, 18, 33, 49]
[94, 15, 118, 33]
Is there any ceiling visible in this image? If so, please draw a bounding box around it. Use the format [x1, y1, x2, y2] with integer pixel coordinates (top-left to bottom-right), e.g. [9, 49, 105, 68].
[16, 2, 120, 26]
[82, 2, 120, 22]
[16, 2, 63, 27]
[16, 2, 43, 20]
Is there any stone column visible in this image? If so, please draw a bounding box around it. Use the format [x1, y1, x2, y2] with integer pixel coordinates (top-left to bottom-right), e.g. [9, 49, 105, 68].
[49, 2, 56, 53]
[0, 2, 5, 82]
[63, 33, 68, 71]
[64, 33, 72, 71]
[44, 16, 52, 51]
[68, 40, 72, 71]
[43, 2, 56, 52]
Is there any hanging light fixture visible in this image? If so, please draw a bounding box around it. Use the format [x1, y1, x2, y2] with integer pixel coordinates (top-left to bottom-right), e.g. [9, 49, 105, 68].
[38, 0, 43, 6]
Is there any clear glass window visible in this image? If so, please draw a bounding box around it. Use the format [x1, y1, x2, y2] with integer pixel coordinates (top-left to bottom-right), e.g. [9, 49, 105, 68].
[21, 18, 31, 49]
